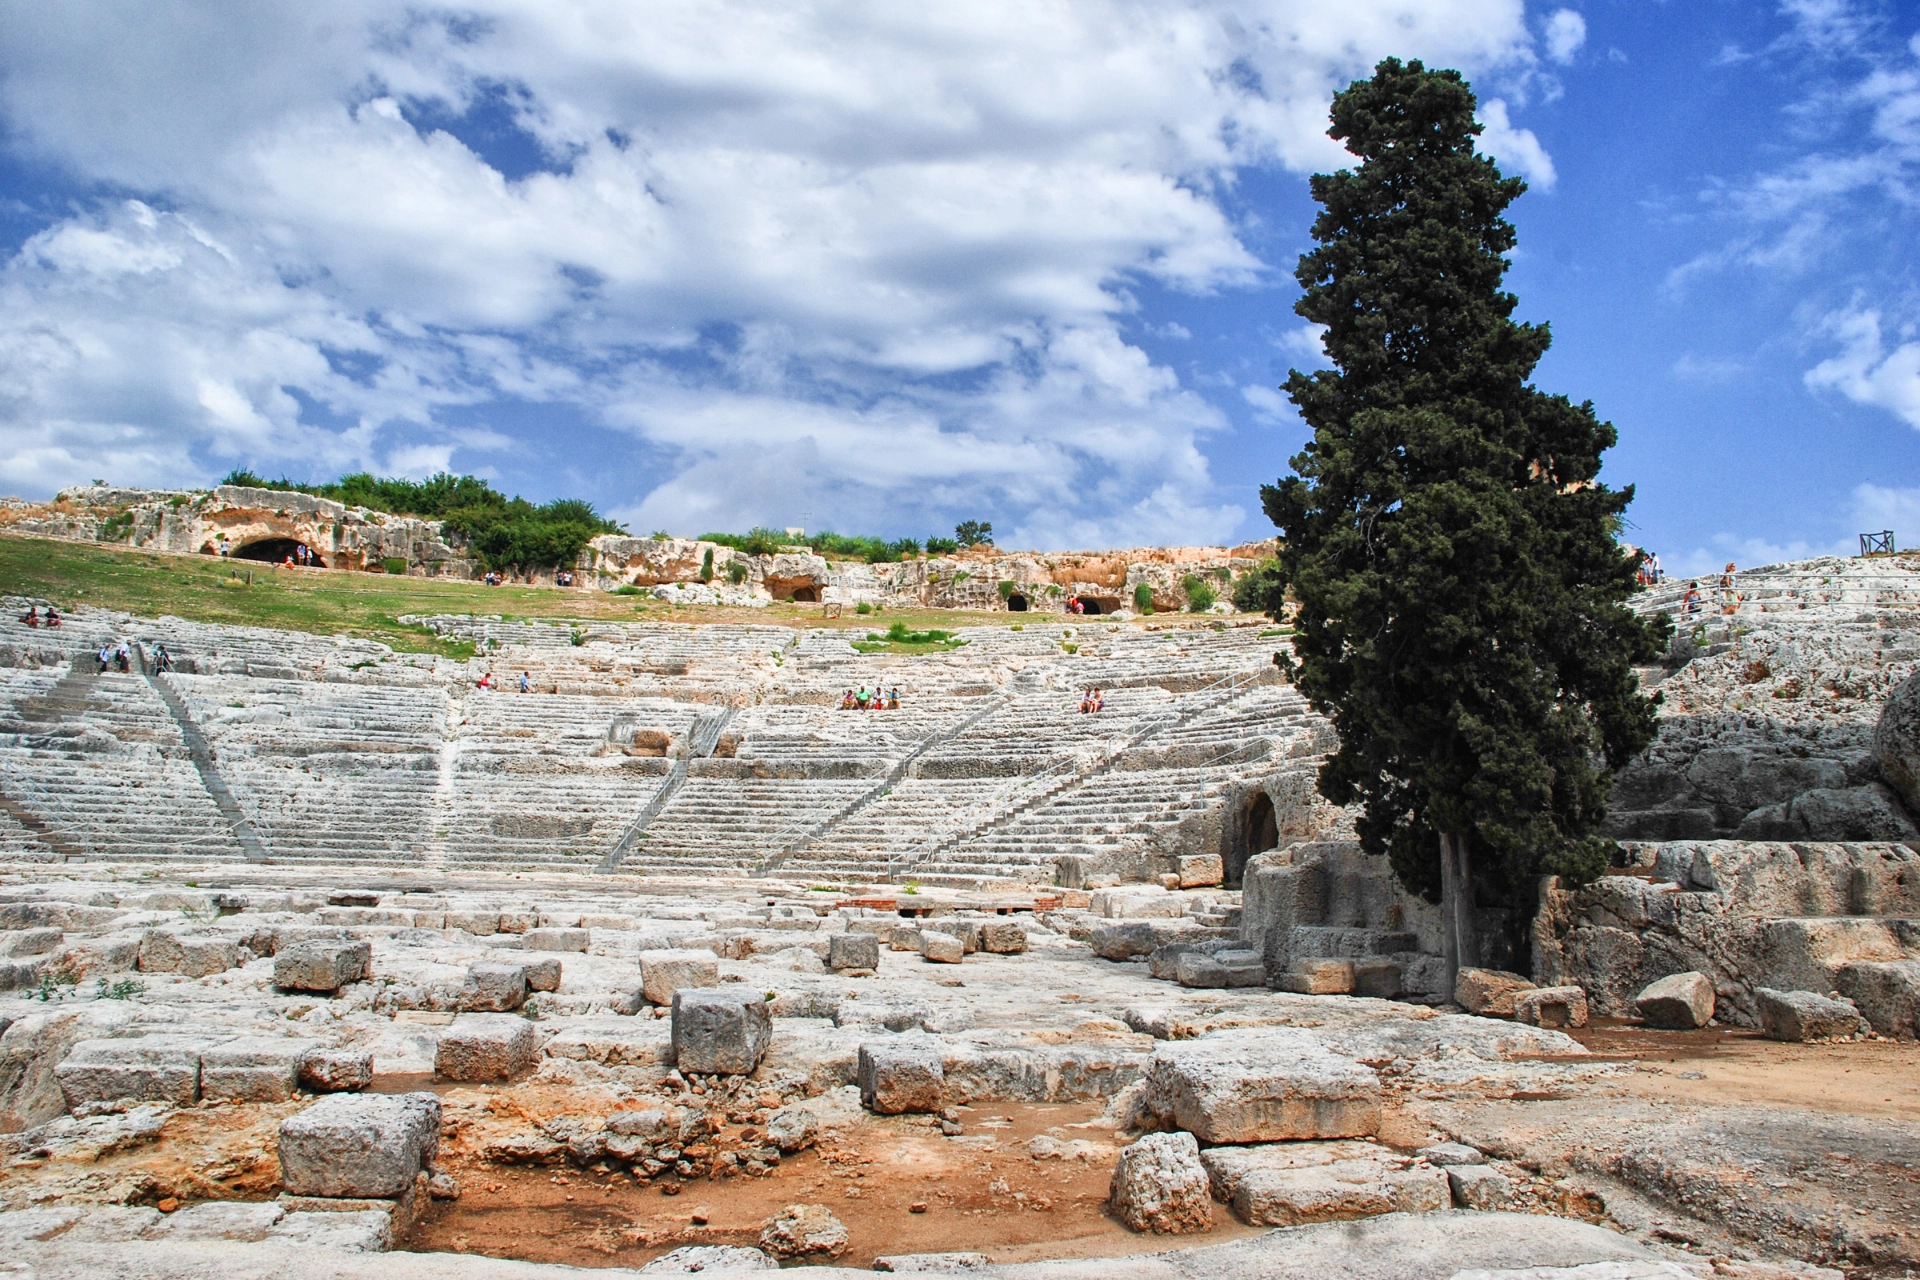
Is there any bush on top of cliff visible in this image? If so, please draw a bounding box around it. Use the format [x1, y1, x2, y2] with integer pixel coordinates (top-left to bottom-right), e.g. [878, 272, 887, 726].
[218, 470, 624, 571]
[699, 526, 927, 564]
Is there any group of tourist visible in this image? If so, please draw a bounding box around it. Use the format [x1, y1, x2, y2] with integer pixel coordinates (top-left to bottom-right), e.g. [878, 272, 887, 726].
[284, 545, 319, 568]
[17, 606, 62, 628]
[483, 571, 506, 586]
[96, 643, 131, 674]
[476, 671, 536, 693]
[1635, 552, 1664, 586]
[1079, 687, 1106, 713]
[840, 687, 901, 710]
[555, 570, 575, 587]
[1679, 563, 1744, 617]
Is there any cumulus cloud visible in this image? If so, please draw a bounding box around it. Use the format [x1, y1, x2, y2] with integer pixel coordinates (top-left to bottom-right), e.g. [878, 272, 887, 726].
[1477, 99, 1558, 189]
[0, 0, 1554, 545]
[1805, 307, 1920, 428]
[1543, 9, 1586, 64]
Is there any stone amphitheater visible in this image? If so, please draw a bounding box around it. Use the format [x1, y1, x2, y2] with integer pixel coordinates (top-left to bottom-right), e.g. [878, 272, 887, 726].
[0, 551, 1913, 1280]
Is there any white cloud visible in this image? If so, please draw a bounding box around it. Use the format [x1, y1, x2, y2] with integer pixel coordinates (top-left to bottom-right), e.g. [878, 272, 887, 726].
[0, 0, 1556, 544]
[1478, 99, 1557, 189]
[1543, 9, 1586, 65]
[1851, 482, 1920, 548]
[1240, 383, 1293, 424]
[1805, 307, 1920, 428]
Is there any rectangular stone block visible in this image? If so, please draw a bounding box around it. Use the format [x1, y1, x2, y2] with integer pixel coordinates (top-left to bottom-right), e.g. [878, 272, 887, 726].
[145, 1201, 285, 1241]
[1201, 1141, 1448, 1226]
[459, 962, 528, 1012]
[1273, 959, 1354, 995]
[443, 911, 500, 936]
[827, 932, 880, 971]
[436, 1014, 539, 1082]
[920, 932, 965, 964]
[1090, 888, 1186, 919]
[200, 1038, 312, 1103]
[640, 948, 721, 1006]
[1351, 960, 1403, 999]
[279, 1092, 441, 1198]
[1089, 918, 1203, 960]
[522, 956, 563, 992]
[1176, 949, 1265, 988]
[1514, 985, 1590, 1030]
[1447, 1164, 1514, 1210]
[274, 939, 371, 992]
[55, 1036, 205, 1111]
[1754, 986, 1866, 1041]
[1454, 968, 1535, 1017]
[858, 1037, 945, 1114]
[138, 929, 244, 978]
[671, 988, 771, 1075]
[1177, 855, 1224, 888]
[1143, 1028, 1381, 1144]
[521, 928, 589, 953]
[299, 1048, 374, 1093]
[978, 922, 1028, 954]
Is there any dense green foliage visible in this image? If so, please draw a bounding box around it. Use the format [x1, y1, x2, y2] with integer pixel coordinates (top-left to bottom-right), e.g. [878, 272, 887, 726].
[1180, 574, 1217, 613]
[1258, 59, 1668, 915]
[698, 527, 932, 564]
[1232, 559, 1286, 613]
[954, 520, 993, 547]
[219, 469, 623, 572]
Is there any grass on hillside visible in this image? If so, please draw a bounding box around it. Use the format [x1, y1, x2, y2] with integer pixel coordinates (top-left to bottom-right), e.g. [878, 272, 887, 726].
[0, 533, 1038, 653]
[850, 622, 970, 655]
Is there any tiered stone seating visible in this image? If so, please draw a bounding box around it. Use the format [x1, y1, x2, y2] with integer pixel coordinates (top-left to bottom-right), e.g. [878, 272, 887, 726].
[620, 775, 878, 875]
[0, 665, 243, 860]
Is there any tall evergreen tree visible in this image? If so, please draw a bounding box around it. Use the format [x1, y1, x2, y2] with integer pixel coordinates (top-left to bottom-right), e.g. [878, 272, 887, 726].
[1257, 58, 1669, 994]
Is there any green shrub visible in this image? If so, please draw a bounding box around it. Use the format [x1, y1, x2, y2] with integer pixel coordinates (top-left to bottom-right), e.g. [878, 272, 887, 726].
[1182, 574, 1216, 612]
[1232, 559, 1286, 614]
[856, 602, 873, 615]
[700, 548, 715, 582]
[727, 562, 748, 585]
[95, 512, 134, 542]
[997, 580, 1016, 600]
[382, 557, 408, 575]
[1133, 582, 1155, 614]
[613, 584, 642, 595]
[925, 536, 959, 554]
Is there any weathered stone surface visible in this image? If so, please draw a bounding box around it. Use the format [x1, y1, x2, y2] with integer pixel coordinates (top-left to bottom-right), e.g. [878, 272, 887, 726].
[1200, 1140, 1449, 1227]
[1177, 854, 1224, 888]
[1754, 987, 1867, 1041]
[1089, 918, 1202, 961]
[1110, 1130, 1212, 1234]
[1272, 958, 1354, 995]
[55, 1036, 204, 1110]
[1830, 960, 1920, 1038]
[1175, 949, 1264, 988]
[278, 1092, 440, 1198]
[978, 922, 1028, 954]
[1091, 887, 1186, 919]
[521, 956, 563, 993]
[299, 1048, 374, 1093]
[436, 1014, 538, 1081]
[1737, 784, 1919, 842]
[1514, 986, 1590, 1030]
[640, 948, 721, 1006]
[268, 1208, 393, 1252]
[138, 929, 243, 978]
[1456, 969, 1537, 1017]
[766, 1105, 820, 1152]
[146, 1201, 285, 1241]
[1873, 671, 1920, 814]
[759, 1203, 848, 1257]
[274, 939, 372, 992]
[920, 932, 965, 964]
[1448, 1164, 1514, 1210]
[200, 1038, 310, 1103]
[858, 1037, 944, 1114]
[642, 1244, 778, 1272]
[671, 988, 771, 1075]
[873, 1252, 992, 1273]
[1352, 959, 1403, 999]
[1142, 1027, 1381, 1144]
[521, 928, 589, 953]
[827, 932, 880, 971]
[1633, 971, 1716, 1030]
[459, 962, 528, 1012]
[1419, 1142, 1486, 1166]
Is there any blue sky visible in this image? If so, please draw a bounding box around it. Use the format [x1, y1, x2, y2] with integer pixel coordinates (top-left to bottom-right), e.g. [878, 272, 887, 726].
[0, 1, 1916, 571]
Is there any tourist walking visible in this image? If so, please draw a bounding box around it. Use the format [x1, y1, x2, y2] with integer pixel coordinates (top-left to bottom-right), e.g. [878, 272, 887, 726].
[519, 671, 530, 693]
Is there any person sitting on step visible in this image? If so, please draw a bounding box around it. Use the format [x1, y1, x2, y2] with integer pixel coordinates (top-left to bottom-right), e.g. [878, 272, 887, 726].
[20, 606, 38, 627]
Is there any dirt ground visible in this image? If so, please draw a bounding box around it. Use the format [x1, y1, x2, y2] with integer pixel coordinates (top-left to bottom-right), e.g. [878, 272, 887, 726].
[1569, 1020, 1920, 1124]
[408, 1100, 1263, 1269]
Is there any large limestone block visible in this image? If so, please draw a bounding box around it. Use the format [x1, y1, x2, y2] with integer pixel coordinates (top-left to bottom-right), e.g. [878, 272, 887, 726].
[1754, 987, 1867, 1041]
[460, 962, 528, 1012]
[522, 956, 563, 993]
[1142, 1028, 1381, 1144]
[1514, 986, 1590, 1030]
[858, 1037, 944, 1114]
[200, 1038, 311, 1102]
[137, 929, 243, 978]
[1090, 918, 1203, 961]
[1874, 670, 1920, 814]
[1177, 854, 1224, 888]
[1110, 1131, 1212, 1234]
[1455, 968, 1536, 1017]
[268, 1208, 393, 1252]
[759, 1203, 848, 1258]
[521, 928, 589, 953]
[1200, 1141, 1449, 1226]
[919, 932, 965, 964]
[274, 939, 371, 992]
[55, 1036, 204, 1110]
[1831, 958, 1920, 1037]
[643, 1245, 778, 1273]
[1447, 1165, 1514, 1210]
[299, 1048, 374, 1093]
[640, 949, 721, 1006]
[671, 988, 771, 1075]
[146, 1200, 285, 1241]
[1091, 887, 1185, 919]
[827, 933, 880, 971]
[278, 1092, 441, 1198]
[1175, 949, 1264, 988]
[1633, 971, 1715, 1030]
[978, 922, 1028, 954]
[1737, 784, 1919, 842]
[1273, 959, 1354, 995]
[436, 1014, 538, 1081]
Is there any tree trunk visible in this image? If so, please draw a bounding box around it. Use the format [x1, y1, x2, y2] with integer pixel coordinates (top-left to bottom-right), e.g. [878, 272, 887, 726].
[1439, 830, 1478, 1003]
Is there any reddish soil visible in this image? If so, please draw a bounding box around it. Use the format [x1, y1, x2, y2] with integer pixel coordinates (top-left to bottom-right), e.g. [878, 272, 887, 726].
[407, 1100, 1262, 1269]
[1569, 1019, 1920, 1124]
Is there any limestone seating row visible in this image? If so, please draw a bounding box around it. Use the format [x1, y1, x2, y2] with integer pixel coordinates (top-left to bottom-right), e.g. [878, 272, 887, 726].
[634, 777, 877, 865]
